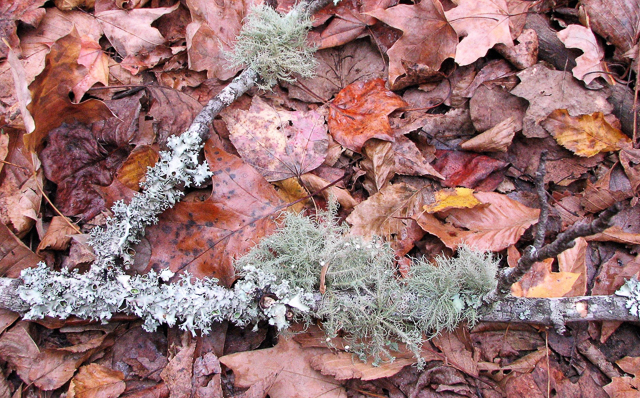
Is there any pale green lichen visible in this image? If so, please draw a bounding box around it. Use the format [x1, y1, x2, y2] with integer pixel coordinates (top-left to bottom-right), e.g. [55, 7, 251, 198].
[617, 278, 640, 317]
[227, 4, 317, 89]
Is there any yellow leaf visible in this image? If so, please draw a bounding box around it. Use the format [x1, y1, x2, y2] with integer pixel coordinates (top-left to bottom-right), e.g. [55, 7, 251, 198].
[525, 271, 580, 298]
[423, 187, 480, 213]
[541, 110, 631, 157]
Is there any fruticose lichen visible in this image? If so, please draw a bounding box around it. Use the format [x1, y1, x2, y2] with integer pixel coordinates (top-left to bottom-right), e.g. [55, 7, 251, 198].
[226, 4, 317, 89]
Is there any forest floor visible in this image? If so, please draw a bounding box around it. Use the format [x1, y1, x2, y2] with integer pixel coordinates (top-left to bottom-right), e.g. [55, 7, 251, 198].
[1, 0, 640, 397]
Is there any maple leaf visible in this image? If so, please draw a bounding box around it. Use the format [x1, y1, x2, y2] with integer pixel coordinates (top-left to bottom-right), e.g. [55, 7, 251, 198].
[366, 0, 457, 87]
[140, 144, 285, 288]
[328, 78, 407, 152]
[431, 150, 508, 190]
[220, 337, 346, 398]
[223, 96, 329, 182]
[541, 110, 631, 157]
[444, 0, 513, 66]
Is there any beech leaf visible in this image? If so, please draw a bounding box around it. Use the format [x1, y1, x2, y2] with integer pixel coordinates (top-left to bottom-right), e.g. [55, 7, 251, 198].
[67, 364, 126, 398]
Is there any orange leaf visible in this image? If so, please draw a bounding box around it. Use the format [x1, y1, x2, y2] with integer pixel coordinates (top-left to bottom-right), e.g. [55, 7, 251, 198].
[541, 110, 631, 157]
[423, 187, 481, 213]
[328, 78, 407, 153]
[67, 364, 125, 398]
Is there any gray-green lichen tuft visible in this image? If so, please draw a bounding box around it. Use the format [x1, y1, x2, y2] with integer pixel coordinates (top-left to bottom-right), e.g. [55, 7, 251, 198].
[227, 4, 317, 89]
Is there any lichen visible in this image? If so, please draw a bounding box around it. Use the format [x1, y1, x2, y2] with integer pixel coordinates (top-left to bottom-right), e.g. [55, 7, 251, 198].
[616, 278, 640, 317]
[226, 4, 317, 90]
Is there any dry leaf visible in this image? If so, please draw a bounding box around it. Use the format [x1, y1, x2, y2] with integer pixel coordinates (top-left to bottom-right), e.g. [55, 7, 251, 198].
[415, 192, 539, 252]
[310, 352, 414, 381]
[67, 364, 126, 398]
[557, 24, 612, 84]
[160, 342, 195, 398]
[557, 237, 587, 296]
[224, 96, 329, 182]
[444, 0, 513, 66]
[366, 0, 457, 86]
[581, 0, 640, 55]
[541, 110, 631, 157]
[431, 150, 508, 190]
[36, 216, 79, 254]
[328, 78, 408, 152]
[116, 145, 159, 191]
[460, 116, 517, 152]
[431, 331, 478, 377]
[220, 337, 346, 398]
[73, 37, 110, 102]
[0, 219, 42, 278]
[422, 187, 480, 213]
[0, 322, 40, 385]
[300, 173, 358, 210]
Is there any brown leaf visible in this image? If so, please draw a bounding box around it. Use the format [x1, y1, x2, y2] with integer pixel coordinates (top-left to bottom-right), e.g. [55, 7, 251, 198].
[0, 322, 40, 385]
[619, 147, 640, 193]
[111, 326, 168, 381]
[592, 251, 640, 296]
[224, 96, 329, 182]
[328, 78, 407, 152]
[24, 30, 113, 153]
[160, 342, 195, 398]
[431, 150, 508, 190]
[141, 145, 284, 287]
[116, 145, 159, 191]
[36, 216, 80, 254]
[0, 218, 42, 278]
[73, 37, 110, 102]
[0, 0, 47, 58]
[510, 248, 579, 298]
[557, 237, 587, 296]
[581, 164, 633, 213]
[444, 0, 513, 66]
[460, 116, 517, 153]
[361, 136, 443, 193]
[185, 0, 257, 80]
[541, 110, 631, 157]
[310, 351, 413, 381]
[0, 129, 42, 238]
[6, 44, 35, 133]
[557, 25, 612, 84]
[96, 4, 178, 58]
[415, 192, 539, 252]
[366, 0, 457, 86]
[286, 39, 387, 103]
[300, 173, 358, 210]
[235, 372, 278, 398]
[220, 337, 346, 398]
[431, 330, 478, 377]
[145, 86, 203, 146]
[67, 364, 126, 398]
[510, 63, 613, 138]
[581, 0, 640, 55]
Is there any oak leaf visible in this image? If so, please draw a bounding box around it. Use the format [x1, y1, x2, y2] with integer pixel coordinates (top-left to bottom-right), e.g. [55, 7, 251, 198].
[557, 25, 612, 84]
[414, 192, 539, 252]
[328, 78, 407, 152]
[366, 0, 457, 86]
[444, 0, 513, 66]
[223, 96, 329, 182]
[0, 222, 41, 278]
[541, 110, 631, 157]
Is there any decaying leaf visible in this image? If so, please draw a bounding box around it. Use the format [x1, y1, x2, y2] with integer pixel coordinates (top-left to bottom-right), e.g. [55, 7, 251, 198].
[160, 342, 195, 398]
[422, 187, 480, 213]
[541, 110, 631, 157]
[328, 78, 408, 152]
[366, 0, 457, 86]
[224, 96, 329, 182]
[415, 192, 539, 252]
[67, 363, 126, 398]
[220, 337, 346, 398]
[460, 116, 517, 152]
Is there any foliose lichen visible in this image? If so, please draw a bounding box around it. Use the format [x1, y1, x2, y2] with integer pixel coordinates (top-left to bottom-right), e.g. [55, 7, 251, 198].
[616, 278, 640, 317]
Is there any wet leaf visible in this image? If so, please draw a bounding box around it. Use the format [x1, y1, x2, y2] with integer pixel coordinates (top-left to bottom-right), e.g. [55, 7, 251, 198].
[220, 337, 346, 398]
[366, 0, 457, 86]
[224, 96, 329, 182]
[415, 192, 539, 252]
[328, 78, 407, 152]
[541, 110, 631, 157]
[141, 145, 284, 287]
[67, 364, 126, 398]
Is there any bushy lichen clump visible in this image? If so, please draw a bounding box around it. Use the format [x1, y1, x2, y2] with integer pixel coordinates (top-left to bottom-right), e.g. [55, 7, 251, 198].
[226, 4, 317, 89]
[235, 206, 499, 366]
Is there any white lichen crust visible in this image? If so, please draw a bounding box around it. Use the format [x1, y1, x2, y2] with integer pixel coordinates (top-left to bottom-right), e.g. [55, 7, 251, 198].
[18, 263, 315, 335]
[616, 278, 640, 317]
[87, 129, 212, 275]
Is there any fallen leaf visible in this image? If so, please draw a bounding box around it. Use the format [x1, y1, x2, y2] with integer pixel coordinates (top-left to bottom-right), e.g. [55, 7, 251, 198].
[328, 78, 408, 152]
[557, 237, 587, 296]
[444, 0, 513, 66]
[55, 0, 95, 10]
[422, 187, 480, 213]
[415, 192, 539, 252]
[223, 96, 329, 182]
[366, 0, 457, 86]
[510, 63, 613, 138]
[286, 39, 387, 103]
[619, 147, 640, 193]
[460, 116, 517, 152]
[25, 30, 113, 153]
[581, 0, 640, 55]
[0, 129, 43, 238]
[36, 216, 79, 254]
[309, 351, 414, 381]
[96, 4, 178, 57]
[431, 330, 478, 377]
[73, 37, 110, 102]
[592, 252, 640, 296]
[192, 351, 223, 398]
[510, 246, 580, 298]
[145, 86, 203, 147]
[115, 145, 159, 191]
[605, 356, 640, 398]
[581, 164, 633, 213]
[557, 24, 612, 84]
[361, 136, 443, 192]
[0, 321, 40, 384]
[111, 326, 168, 381]
[431, 150, 508, 190]
[541, 110, 631, 157]
[141, 145, 285, 287]
[160, 342, 195, 398]
[0, 0, 47, 58]
[6, 44, 35, 133]
[67, 363, 126, 398]
[185, 0, 257, 80]
[300, 173, 358, 210]
[220, 337, 346, 398]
